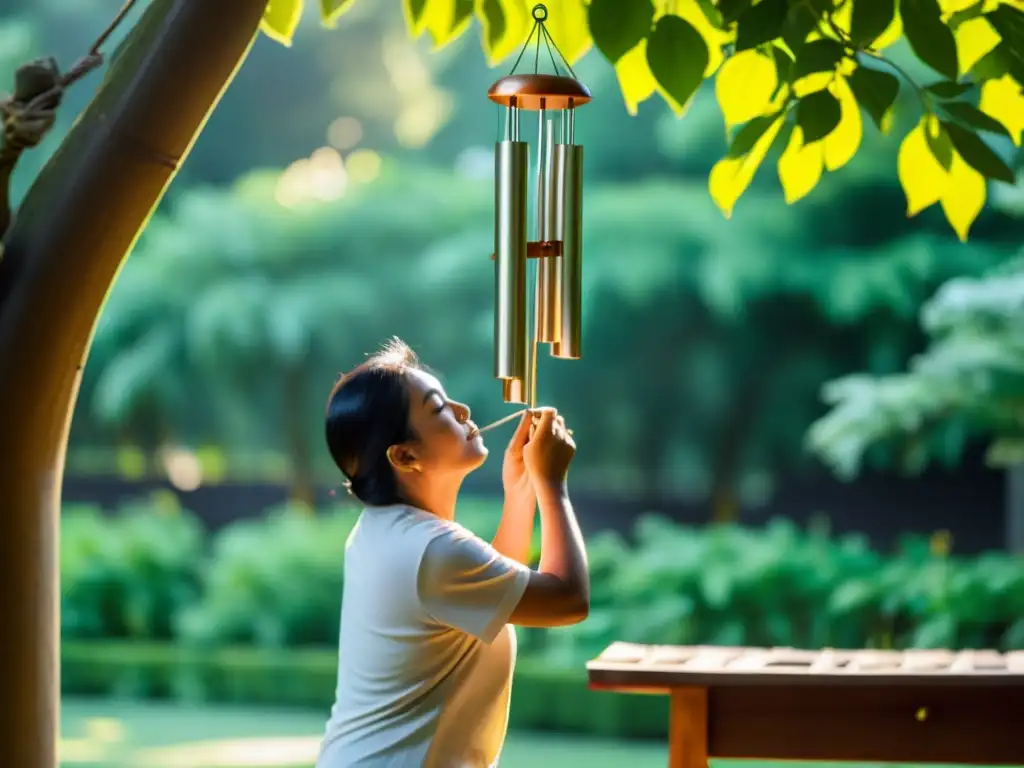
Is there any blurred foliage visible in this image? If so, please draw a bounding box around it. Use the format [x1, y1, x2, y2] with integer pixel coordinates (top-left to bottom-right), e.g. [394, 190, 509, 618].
[61, 498, 1024, 656]
[73, 159, 1017, 515]
[4, 2, 1022, 517]
[61, 494, 204, 641]
[548, 515, 1024, 664]
[810, 250, 1024, 478]
[256, 0, 1024, 241]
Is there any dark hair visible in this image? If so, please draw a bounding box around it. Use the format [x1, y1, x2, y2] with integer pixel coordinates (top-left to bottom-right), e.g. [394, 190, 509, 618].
[325, 338, 421, 506]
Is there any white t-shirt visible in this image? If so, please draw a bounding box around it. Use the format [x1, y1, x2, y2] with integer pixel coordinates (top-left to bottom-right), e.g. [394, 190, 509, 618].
[316, 504, 532, 768]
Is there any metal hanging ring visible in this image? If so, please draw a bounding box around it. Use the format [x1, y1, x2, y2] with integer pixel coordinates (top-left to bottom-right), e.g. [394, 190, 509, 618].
[532, 3, 548, 21]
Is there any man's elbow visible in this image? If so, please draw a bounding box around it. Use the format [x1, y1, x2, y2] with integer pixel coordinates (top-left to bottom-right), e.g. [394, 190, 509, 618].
[565, 591, 590, 625]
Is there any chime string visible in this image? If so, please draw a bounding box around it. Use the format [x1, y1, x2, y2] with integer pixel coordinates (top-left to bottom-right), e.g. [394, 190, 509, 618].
[540, 25, 561, 76]
[539, 23, 579, 81]
[507, 21, 541, 77]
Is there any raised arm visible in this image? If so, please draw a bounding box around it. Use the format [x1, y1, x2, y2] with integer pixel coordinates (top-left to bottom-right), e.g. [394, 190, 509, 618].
[508, 409, 589, 627]
[491, 412, 537, 566]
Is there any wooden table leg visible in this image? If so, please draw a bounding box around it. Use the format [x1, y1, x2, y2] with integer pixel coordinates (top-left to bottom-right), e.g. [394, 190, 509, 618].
[668, 687, 708, 768]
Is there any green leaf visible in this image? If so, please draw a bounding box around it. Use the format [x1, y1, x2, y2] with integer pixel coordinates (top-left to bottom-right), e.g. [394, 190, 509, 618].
[986, 5, 1024, 52]
[924, 80, 973, 99]
[320, 0, 356, 27]
[797, 89, 842, 143]
[849, 0, 896, 47]
[735, 0, 788, 52]
[477, 0, 507, 56]
[847, 65, 900, 131]
[771, 44, 794, 86]
[943, 100, 1012, 137]
[901, 0, 959, 80]
[422, 0, 475, 47]
[588, 0, 654, 64]
[781, 4, 817, 53]
[402, 0, 429, 36]
[943, 121, 1016, 183]
[925, 120, 954, 171]
[727, 113, 783, 157]
[695, 0, 725, 29]
[646, 15, 710, 114]
[946, 1, 987, 32]
[717, 0, 752, 24]
[260, 0, 304, 46]
[792, 39, 847, 80]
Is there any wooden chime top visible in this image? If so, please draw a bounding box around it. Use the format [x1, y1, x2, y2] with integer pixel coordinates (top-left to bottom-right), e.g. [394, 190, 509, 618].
[487, 74, 591, 111]
[487, 4, 591, 112]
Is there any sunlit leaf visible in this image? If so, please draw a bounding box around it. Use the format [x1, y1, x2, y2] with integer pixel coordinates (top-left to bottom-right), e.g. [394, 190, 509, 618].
[588, 0, 652, 63]
[734, 0, 787, 51]
[980, 74, 1024, 145]
[615, 40, 658, 116]
[709, 113, 785, 217]
[943, 121, 1016, 182]
[944, 100, 1011, 137]
[781, 3, 817, 53]
[954, 16, 1002, 73]
[778, 126, 824, 203]
[797, 89, 842, 144]
[792, 39, 846, 82]
[542, 0, 593, 65]
[824, 75, 863, 171]
[847, 65, 900, 132]
[423, 0, 475, 48]
[850, 0, 896, 46]
[898, 116, 950, 216]
[402, 0, 429, 37]
[646, 15, 709, 116]
[476, 0, 530, 65]
[261, 0, 304, 46]
[715, 49, 778, 127]
[320, 0, 357, 27]
[674, 0, 732, 76]
[938, 0, 982, 12]
[939, 150, 987, 241]
[902, 0, 960, 79]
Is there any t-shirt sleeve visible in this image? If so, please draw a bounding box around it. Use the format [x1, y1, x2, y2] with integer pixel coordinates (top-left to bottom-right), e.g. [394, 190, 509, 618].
[416, 526, 531, 643]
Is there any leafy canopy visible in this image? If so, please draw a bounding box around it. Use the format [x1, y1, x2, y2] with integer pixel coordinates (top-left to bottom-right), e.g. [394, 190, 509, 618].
[262, 0, 1024, 241]
[807, 251, 1024, 480]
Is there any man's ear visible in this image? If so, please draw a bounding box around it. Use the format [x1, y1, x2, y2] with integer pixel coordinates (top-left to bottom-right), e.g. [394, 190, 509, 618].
[387, 444, 421, 473]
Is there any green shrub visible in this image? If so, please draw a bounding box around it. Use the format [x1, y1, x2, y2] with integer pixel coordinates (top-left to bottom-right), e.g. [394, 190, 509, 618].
[176, 503, 359, 648]
[61, 496, 1024, 657]
[61, 493, 204, 641]
[538, 516, 1024, 664]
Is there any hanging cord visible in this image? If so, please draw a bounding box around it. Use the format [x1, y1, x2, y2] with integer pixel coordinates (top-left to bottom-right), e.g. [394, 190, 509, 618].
[506, 5, 580, 81]
[1, 0, 140, 240]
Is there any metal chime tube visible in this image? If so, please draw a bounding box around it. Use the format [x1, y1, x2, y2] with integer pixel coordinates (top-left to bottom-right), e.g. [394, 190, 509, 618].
[495, 103, 529, 400]
[536, 107, 561, 345]
[552, 106, 583, 359]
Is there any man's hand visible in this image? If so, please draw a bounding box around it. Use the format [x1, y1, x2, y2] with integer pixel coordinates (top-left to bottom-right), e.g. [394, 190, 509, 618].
[501, 410, 535, 502]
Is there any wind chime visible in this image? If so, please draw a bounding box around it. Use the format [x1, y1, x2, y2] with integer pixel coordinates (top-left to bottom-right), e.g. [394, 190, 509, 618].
[489, 3, 590, 408]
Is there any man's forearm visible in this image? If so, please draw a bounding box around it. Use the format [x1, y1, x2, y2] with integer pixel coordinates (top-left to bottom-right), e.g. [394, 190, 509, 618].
[536, 481, 589, 601]
[491, 489, 537, 566]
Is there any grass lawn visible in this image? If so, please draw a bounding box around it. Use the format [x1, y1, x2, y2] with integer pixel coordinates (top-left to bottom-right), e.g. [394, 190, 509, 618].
[62, 697, 669, 767]
[62, 697, 999, 768]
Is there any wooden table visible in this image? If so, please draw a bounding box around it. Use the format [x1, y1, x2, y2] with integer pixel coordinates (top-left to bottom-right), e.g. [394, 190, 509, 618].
[587, 644, 1024, 768]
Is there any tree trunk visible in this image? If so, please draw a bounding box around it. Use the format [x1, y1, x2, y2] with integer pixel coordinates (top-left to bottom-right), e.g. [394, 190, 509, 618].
[0, 1, 266, 765]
